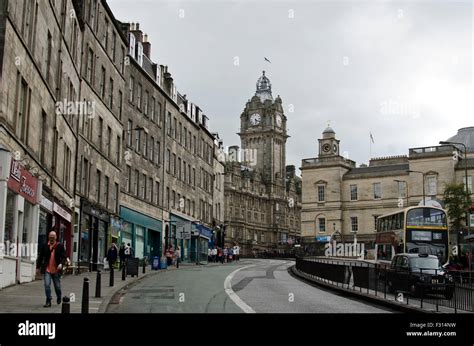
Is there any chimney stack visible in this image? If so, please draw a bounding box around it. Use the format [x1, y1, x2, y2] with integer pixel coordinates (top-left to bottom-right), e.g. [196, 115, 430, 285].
[142, 33, 151, 59]
[131, 22, 143, 43]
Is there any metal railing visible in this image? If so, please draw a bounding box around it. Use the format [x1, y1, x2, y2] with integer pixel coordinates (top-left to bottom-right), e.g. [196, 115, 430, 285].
[295, 257, 474, 312]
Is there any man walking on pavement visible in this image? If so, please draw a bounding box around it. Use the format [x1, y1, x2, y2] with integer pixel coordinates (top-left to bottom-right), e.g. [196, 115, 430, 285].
[107, 242, 118, 270]
[36, 230, 67, 307]
[119, 242, 126, 269]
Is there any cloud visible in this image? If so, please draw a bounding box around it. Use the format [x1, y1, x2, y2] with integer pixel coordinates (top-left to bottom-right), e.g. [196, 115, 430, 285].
[109, 0, 473, 172]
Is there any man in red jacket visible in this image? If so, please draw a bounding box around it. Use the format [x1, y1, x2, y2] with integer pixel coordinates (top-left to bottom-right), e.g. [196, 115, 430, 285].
[36, 230, 67, 307]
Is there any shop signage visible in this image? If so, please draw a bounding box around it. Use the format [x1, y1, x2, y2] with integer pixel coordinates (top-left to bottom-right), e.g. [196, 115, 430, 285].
[53, 202, 72, 222]
[316, 236, 331, 242]
[40, 196, 54, 212]
[7, 159, 39, 204]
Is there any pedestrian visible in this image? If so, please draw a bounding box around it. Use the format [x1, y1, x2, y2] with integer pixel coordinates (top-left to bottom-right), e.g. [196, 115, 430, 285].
[212, 248, 217, 262]
[166, 247, 173, 266]
[228, 247, 233, 262]
[118, 243, 126, 269]
[234, 245, 240, 261]
[223, 247, 228, 263]
[36, 230, 67, 307]
[106, 242, 118, 271]
[175, 246, 181, 268]
[208, 247, 212, 262]
[218, 247, 223, 264]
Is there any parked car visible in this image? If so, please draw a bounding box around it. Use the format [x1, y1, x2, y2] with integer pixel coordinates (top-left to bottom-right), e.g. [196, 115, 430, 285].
[387, 253, 454, 299]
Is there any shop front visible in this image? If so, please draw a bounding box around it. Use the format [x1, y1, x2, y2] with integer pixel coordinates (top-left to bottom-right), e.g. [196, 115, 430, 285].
[0, 157, 41, 288]
[79, 199, 110, 271]
[120, 206, 162, 261]
[53, 201, 72, 260]
[170, 213, 196, 264]
[191, 224, 213, 264]
[38, 193, 54, 252]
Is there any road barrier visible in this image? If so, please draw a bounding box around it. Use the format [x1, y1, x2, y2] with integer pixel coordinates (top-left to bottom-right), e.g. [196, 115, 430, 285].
[295, 257, 474, 313]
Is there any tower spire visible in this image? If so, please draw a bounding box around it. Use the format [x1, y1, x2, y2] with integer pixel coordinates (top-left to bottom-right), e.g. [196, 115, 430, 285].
[255, 71, 272, 102]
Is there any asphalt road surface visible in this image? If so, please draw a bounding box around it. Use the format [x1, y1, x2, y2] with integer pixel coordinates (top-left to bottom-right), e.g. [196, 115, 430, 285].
[106, 259, 393, 313]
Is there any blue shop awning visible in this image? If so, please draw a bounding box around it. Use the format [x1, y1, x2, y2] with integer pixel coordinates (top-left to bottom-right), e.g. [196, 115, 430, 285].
[195, 224, 213, 240]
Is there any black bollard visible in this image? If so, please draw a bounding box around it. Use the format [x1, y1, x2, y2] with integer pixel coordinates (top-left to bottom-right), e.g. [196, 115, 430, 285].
[61, 296, 70, 314]
[143, 260, 146, 274]
[122, 263, 126, 281]
[95, 270, 101, 298]
[81, 277, 89, 314]
[109, 265, 114, 287]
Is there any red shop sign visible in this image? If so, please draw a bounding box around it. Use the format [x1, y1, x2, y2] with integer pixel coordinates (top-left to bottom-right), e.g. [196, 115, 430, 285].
[8, 159, 39, 204]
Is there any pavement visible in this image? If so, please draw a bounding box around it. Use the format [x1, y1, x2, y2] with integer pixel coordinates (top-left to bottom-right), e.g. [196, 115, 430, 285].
[107, 259, 393, 313]
[0, 264, 176, 313]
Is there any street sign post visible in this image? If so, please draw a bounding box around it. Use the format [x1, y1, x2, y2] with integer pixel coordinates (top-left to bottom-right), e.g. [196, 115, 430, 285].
[176, 221, 192, 240]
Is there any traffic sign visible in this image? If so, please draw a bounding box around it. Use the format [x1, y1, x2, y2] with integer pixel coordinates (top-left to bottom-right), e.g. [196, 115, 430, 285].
[176, 221, 191, 239]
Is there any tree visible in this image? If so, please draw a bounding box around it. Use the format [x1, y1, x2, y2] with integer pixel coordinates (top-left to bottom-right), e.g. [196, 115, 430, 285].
[443, 183, 472, 231]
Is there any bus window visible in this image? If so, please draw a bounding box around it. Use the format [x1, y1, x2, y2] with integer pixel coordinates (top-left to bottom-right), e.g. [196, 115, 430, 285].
[407, 208, 447, 227]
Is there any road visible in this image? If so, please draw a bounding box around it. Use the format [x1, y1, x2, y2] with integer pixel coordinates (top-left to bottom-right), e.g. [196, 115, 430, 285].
[106, 259, 393, 313]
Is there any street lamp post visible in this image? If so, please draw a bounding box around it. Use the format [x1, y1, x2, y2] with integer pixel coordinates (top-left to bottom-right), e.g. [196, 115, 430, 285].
[440, 141, 470, 236]
[407, 170, 425, 206]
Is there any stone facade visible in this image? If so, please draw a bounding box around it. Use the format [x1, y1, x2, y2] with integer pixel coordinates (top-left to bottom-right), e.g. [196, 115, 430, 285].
[74, 0, 126, 270]
[0, 0, 226, 288]
[224, 72, 302, 256]
[0, 0, 82, 287]
[301, 127, 474, 254]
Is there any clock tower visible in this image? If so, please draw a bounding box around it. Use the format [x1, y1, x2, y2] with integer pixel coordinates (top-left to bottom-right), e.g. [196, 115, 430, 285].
[239, 71, 288, 186]
[318, 126, 340, 157]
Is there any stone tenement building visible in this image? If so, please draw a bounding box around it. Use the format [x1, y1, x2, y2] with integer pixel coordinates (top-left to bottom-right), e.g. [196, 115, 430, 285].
[224, 72, 302, 256]
[0, 0, 82, 287]
[300, 126, 474, 256]
[75, 0, 127, 271]
[0, 0, 225, 288]
[118, 21, 221, 264]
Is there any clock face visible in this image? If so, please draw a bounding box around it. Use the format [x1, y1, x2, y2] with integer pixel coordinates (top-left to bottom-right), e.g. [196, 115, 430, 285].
[333, 144, 338, 153]
[276, 115, 282, 127]
[250, 113, 261, 126]
[322, 143, 331, 152]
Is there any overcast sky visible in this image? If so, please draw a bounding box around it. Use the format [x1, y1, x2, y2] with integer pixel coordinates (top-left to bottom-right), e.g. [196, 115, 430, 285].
[109, 0, 473, 173]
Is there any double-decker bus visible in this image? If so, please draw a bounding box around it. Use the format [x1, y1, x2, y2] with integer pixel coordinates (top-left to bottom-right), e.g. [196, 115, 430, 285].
[375, 206, 449, 266]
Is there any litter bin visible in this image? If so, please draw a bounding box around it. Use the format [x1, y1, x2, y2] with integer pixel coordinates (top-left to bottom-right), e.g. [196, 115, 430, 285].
[152, 256, 160, 270]
[160, 256, 168, 269]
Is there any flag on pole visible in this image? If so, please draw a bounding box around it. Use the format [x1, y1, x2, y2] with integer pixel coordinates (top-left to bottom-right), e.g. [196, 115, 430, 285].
[370, 132, 375, 144]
